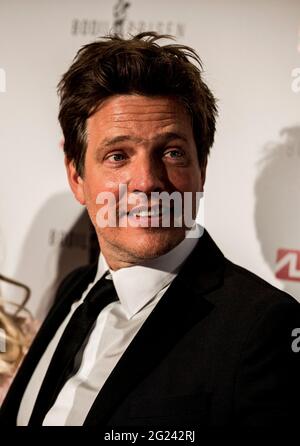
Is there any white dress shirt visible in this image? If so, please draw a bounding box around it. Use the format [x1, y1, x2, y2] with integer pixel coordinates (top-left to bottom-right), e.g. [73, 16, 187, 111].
[17, 224, 203, 426]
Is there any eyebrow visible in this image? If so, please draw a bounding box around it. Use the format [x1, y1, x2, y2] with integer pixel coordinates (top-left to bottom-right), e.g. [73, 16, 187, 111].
[100, 132, 189, 148]
[101, 135, 143, 147]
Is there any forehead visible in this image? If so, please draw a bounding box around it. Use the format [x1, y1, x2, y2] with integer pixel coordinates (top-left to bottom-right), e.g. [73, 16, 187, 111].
[87, 95, 193, 140]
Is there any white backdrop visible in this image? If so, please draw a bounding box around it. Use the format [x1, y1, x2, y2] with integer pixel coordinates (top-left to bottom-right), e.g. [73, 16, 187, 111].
[0, 0, 300, 319]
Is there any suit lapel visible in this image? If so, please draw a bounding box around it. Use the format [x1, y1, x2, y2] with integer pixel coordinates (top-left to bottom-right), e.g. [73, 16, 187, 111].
[0, 263, 98, 424]
[84, 230, 225, 425]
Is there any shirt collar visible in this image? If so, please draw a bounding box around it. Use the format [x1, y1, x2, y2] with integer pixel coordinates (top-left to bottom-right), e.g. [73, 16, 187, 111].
[95, 224, 204, 319]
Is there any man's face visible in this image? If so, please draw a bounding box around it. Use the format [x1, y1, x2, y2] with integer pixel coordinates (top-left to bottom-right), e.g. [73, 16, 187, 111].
[66, 95, 205, 269]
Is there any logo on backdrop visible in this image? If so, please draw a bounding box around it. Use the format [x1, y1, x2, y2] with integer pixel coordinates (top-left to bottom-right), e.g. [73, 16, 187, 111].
[113, 0, 130, 36]
[71, 0, 186, 38]
[48, 229, 89, 250]
[275, 249, 300, 282]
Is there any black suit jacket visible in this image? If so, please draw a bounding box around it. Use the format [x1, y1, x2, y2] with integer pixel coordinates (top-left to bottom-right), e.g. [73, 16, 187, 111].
[1, 230, 300, 426]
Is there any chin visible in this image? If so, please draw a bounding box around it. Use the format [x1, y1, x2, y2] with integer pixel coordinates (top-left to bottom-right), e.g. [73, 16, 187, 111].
[117, 227, 186, 260]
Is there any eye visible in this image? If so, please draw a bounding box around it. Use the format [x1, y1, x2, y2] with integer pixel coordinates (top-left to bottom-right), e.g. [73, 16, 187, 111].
[164, 149, 184, 159]
[106, 152, 127, 162]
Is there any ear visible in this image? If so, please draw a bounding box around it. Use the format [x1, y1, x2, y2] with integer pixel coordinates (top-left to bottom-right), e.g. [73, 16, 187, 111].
[65, 157, 86, 205]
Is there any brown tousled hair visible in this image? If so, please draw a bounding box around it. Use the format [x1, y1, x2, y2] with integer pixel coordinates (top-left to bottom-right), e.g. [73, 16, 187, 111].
[58, 32, 217, 177]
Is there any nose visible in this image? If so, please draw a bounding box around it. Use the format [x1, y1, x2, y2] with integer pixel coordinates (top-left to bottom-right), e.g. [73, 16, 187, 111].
[129, 154, 166, 194]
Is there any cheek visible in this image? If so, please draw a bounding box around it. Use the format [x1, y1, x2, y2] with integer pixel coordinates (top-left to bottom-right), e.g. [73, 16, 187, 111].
[84, 170, 120, 198]
[83, 173, 124, 224]
[87, 168, 134, 205]
[169, 168, 203, 192]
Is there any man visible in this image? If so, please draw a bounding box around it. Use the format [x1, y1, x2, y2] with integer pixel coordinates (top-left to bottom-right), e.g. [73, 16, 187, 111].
[1, 32, 299, 426]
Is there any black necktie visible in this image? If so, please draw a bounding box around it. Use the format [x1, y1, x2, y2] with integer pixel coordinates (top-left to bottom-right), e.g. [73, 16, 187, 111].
[28, 273, 118, 426]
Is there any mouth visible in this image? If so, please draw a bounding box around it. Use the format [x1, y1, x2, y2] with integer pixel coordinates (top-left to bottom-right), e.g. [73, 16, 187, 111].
[127, 204, 172, 218]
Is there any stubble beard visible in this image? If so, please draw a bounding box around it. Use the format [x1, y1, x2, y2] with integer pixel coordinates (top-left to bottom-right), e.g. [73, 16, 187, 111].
[96, 225, 186, 267]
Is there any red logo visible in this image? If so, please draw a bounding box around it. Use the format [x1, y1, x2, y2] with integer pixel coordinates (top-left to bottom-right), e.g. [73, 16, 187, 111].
[275, 249, 300, 282]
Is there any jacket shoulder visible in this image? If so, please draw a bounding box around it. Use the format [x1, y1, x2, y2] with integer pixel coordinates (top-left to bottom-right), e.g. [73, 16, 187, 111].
[223, 258, 299, 308]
